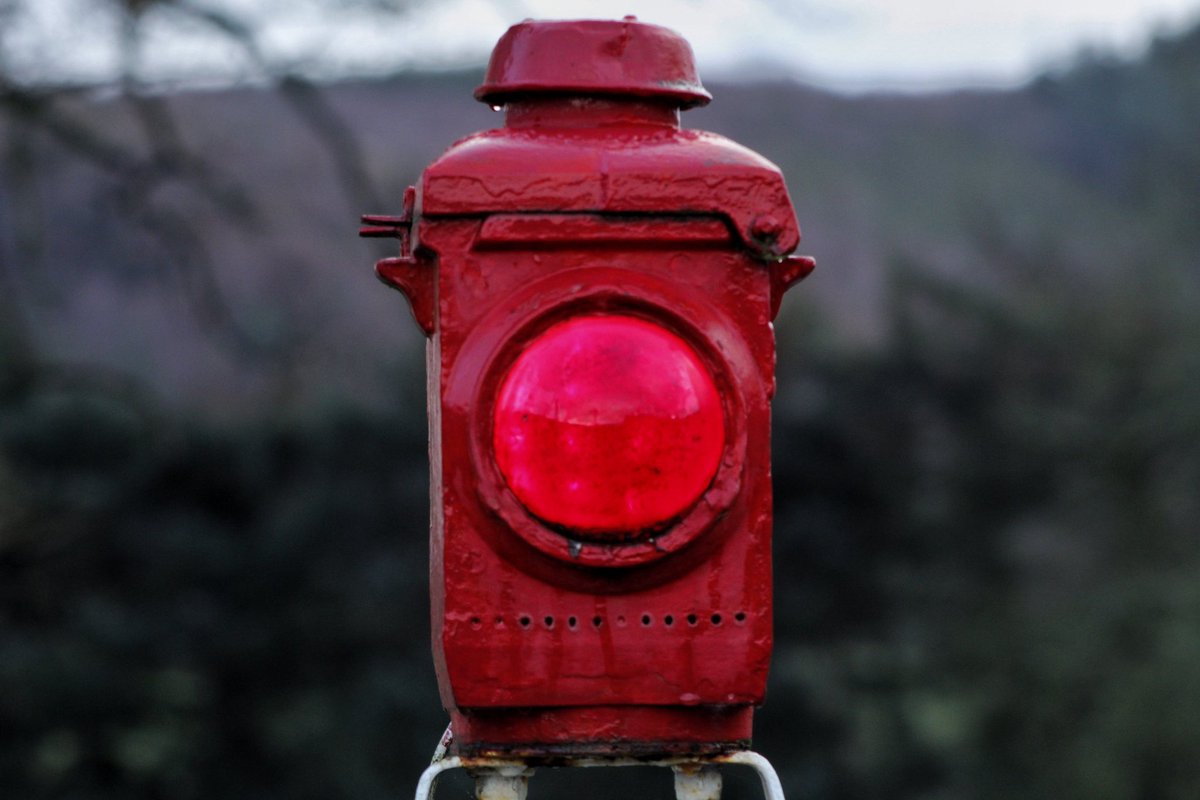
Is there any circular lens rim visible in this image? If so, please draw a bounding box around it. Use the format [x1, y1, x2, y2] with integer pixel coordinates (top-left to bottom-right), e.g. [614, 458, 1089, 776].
[464, 286, 748, 570]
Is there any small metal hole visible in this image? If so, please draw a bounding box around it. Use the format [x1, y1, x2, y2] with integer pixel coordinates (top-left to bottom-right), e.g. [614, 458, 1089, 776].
[592, 616, 603, 628]
[519, 615, 532, 628]
[734, 611, 747, 623]
[568, 616, 578, 629]
[664, 615, 674, 626]
[641, 614, 652, 627]
[687, 614, 698, 626]
[711, 613, 722, 626]
[470, 616, 482, 629]
[544, 616, 555, 629]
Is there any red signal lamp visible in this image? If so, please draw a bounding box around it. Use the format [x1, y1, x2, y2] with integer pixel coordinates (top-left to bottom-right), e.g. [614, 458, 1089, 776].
[493, 314, 725, 538]
[361, 16, 816, 760]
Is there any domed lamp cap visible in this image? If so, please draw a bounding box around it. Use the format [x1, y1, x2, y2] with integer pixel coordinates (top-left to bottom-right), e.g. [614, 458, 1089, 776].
[475, 17, 712, 109]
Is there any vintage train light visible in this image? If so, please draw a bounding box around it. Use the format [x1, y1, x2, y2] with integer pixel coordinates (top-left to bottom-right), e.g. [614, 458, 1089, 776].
[361, 17, 814, 759]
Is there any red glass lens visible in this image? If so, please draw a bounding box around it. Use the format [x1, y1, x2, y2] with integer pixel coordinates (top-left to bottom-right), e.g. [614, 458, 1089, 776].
[493, 315, 725, 538]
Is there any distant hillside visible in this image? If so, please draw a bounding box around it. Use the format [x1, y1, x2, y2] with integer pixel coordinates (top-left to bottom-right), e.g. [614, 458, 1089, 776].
[2, 22, 1196, 415]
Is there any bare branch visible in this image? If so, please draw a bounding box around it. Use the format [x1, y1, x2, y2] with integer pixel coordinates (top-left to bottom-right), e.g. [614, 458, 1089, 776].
[0, 0, 417, 378]
[278, 74, 383, 211]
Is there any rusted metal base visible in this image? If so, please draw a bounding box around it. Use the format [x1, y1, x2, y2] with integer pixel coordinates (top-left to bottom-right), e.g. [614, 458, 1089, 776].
[448, 706, 753, 759]
[415, 742, 785, 800]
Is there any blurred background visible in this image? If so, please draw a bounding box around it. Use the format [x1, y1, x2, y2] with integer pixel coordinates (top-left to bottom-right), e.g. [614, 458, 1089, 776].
[2, 1, 1199, 798]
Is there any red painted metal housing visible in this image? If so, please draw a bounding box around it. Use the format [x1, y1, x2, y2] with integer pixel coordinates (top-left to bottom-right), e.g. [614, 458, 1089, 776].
[476, 18, 712, 109]
[365, 17, 812, 758]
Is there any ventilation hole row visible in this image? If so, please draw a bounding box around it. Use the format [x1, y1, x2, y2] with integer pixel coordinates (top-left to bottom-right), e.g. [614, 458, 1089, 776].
[467, 611, 748, 631]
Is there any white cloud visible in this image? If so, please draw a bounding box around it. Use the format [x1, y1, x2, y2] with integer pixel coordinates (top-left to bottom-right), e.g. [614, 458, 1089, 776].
[3, 0, 1199, 90]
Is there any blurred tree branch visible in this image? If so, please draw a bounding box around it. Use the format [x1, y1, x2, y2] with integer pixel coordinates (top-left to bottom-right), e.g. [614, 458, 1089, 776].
[0, 0, 418, 374]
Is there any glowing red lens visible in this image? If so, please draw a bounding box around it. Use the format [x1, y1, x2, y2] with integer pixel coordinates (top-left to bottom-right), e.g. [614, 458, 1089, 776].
[493, 315, 724, 538]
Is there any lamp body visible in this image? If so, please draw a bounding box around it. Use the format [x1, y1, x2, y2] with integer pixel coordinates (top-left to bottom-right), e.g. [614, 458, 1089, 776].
[364, 17, 813, 758]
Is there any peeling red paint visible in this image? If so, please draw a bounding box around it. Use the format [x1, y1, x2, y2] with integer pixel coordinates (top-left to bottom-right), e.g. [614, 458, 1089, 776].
[361, 17, 812, 758]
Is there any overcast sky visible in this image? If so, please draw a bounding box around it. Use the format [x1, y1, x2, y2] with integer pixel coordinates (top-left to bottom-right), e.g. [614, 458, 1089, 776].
[392, 0, 1200, 89]
[5, 0, 1200, 91]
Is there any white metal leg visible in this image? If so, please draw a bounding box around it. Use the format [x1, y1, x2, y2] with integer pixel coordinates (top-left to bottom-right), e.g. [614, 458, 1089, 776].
[414, 756, 462, 800]
[672, 764, 722, 800]
[718, 751, 786, 800]
[413, 735, 786, 800]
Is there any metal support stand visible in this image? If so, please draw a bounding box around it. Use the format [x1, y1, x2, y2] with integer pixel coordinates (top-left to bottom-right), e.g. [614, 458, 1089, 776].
[473, 766, 535, 800]
[414, 733, 786, 800]
[673, 763, 721, 800]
